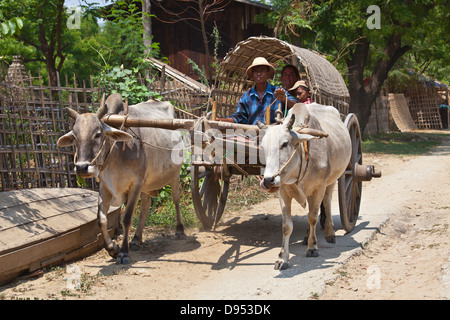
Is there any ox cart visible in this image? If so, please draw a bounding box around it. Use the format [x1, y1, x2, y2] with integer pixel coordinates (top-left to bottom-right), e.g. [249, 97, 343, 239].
[103, 36, 381, 232]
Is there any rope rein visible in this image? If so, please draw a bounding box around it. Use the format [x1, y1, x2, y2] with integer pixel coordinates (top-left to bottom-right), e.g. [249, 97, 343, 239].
[273, 141, 309, 182]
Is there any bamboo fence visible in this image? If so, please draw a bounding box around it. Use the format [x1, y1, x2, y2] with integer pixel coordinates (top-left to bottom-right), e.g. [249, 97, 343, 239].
[0, 63, 209, 191]
[0, 70, 102, 191]
[404, 84, 443, 129]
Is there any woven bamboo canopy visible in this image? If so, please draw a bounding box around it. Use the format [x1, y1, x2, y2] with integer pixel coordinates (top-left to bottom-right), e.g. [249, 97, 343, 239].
[214, 36, 350, 116]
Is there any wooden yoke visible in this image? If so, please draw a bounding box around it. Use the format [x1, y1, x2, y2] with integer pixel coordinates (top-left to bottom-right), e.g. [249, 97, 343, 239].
[101, 114, 261, 134]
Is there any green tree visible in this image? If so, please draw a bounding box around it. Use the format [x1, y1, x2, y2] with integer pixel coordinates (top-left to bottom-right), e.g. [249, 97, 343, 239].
[0, 8, 22, 38]
[0, 0, 108, 86]
[4, 0, 71, 87]
[60, 14, 104, 82]
[0, 0, 162, 87]
[258, 0, 449, 133]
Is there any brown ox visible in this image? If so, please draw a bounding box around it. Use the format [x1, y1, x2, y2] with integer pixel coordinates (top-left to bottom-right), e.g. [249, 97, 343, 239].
[57, 94, 186, 264]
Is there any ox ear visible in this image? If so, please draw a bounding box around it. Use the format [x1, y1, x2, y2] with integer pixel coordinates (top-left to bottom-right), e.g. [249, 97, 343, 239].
[290, 131, 317, 145]
[102, 123, 133, 142]
[57, 131, 75, 147]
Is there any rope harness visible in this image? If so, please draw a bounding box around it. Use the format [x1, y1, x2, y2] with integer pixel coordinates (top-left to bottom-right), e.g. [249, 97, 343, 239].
[74, 114, 129, 174]
[272, 140, 309, 182]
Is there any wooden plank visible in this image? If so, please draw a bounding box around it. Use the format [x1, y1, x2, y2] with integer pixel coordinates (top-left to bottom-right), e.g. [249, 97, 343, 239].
[0, 191, 97, 229]
[0, 229, 80, 274]
[0, 188, 120, 285]
[146, 58, 209, 93]
[0, 205, 97, 255]
[0, 187, 93, 211]
[0, 189, 99, 254]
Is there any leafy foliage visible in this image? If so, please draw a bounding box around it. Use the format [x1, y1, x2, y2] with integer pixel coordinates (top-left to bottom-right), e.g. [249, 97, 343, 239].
[257, 0, 449, 84]
[96, 64, 161, 104]
[0, 12, 22, 37]
[100, 0, 160, 68]
[256, 0, 449, 133]
[0, 0, 162, 86]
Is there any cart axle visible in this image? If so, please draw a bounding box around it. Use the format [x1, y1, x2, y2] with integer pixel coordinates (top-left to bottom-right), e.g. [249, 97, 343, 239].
[354, 164, 382, 182]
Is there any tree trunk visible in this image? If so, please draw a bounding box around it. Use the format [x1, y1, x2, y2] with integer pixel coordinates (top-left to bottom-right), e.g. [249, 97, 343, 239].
[46, 56, 58, 87]
[346, 34, 410, 134]
[198, 0, 212, 82]
[346, 36, 371, 132]
[142, 0, 152, 56]
[36, 0, 64, 87]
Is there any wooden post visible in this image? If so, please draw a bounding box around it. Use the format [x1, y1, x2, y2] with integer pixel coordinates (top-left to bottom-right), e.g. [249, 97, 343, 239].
[160, 65, 166, 91]
[265, 106, 271, 125]
[211, 101, 217, 121]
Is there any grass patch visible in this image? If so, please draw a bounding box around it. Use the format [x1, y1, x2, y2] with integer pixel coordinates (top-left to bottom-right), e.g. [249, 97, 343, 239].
[226, 175, 275, 212]
[132, 173, 272, 231]
[362, 132, 444, 155]
[144, 191, 198, 229]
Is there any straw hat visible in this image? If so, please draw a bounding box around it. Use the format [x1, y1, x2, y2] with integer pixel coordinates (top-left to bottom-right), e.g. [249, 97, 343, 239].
[289, 80, 310, 92]
[246, 57, 275, 78]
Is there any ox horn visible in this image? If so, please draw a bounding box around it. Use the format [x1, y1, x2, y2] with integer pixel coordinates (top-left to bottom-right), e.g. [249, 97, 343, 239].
[286, 114, 296, 129]
[256, 120, 267, 130]
[295, 127, 328, 138]
[96, 93, 107, 119]
[66, 107, 80, 120]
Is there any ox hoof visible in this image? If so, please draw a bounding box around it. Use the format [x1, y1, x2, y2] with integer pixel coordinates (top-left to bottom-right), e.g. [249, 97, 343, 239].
[306, 249, 319, 257]
[107, 244, 120, 259]
[130, 237, 141, 251]
[129, 242, 140, 251]
[274, 260, 289, 270]
[175, 225, 186, 240]
[325, 235, 336, 244]
[116, 253, 130, 265]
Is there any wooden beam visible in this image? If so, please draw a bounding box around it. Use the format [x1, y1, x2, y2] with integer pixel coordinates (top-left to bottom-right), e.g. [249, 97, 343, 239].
[101, 114, 261, 133]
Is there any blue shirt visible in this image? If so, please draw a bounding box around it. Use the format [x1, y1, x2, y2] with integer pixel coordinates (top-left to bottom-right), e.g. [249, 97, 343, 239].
[229, 83, 297, 125]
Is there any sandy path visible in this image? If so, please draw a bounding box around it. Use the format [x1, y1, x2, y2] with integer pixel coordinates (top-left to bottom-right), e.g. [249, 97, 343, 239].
[1, 134, 449, 300]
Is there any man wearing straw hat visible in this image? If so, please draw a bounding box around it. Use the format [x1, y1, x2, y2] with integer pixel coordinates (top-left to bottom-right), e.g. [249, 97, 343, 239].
[217, 57, 297, 125]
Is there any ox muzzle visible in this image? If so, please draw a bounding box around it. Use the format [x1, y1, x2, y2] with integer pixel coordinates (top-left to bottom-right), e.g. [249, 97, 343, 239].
[260, 175, 280, 193]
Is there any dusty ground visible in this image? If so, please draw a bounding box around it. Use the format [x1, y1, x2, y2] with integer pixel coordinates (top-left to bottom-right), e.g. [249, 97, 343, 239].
[321, 131, 450, 300]
[1, 132, 449, 300]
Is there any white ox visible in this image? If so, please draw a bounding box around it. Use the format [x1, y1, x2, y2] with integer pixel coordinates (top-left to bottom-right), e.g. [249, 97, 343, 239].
[57, 94, 185, 264]
[259, 103, 351, 270]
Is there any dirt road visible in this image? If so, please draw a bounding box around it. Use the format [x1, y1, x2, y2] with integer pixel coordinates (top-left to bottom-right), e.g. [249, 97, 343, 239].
[1, 134, 449, 300]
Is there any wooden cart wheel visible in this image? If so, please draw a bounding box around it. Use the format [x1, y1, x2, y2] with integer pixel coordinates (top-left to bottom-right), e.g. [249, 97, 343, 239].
[338, 113, 363, 232]
[191, 165, 230, 229]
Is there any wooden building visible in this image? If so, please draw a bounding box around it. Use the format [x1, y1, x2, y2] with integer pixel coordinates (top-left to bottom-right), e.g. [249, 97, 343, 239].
[150, 0, 273, 80]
